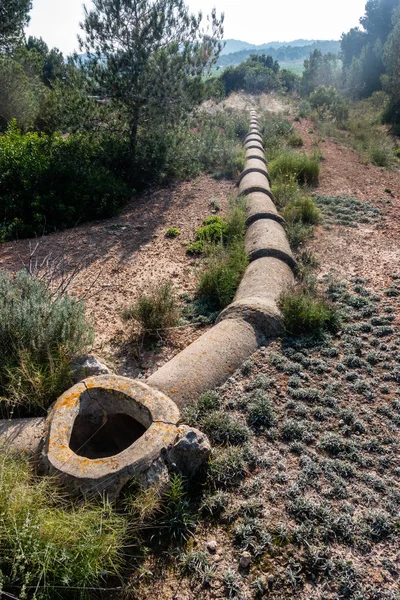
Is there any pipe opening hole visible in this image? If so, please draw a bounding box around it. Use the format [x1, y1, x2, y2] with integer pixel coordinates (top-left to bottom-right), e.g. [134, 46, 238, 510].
[70, 413, 147, 459]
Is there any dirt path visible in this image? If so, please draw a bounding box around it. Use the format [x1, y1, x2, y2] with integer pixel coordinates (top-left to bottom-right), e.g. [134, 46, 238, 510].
[0, 174, 235, 376]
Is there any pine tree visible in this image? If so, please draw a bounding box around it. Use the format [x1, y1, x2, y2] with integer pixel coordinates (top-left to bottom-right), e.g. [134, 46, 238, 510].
[79, 0, 224, 164]
[0, 0, 32, 53]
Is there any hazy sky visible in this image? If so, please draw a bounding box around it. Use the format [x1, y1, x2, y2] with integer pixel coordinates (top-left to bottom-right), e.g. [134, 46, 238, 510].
[26, 0, 367, 55]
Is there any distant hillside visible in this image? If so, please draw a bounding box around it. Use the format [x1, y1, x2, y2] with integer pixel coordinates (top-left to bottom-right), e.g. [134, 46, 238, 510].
[221, 39, 255, 55]
[218, 40, 341, 67]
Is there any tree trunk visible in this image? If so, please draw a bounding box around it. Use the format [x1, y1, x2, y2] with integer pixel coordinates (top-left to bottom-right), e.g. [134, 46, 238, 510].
[129, 107, 140, 177]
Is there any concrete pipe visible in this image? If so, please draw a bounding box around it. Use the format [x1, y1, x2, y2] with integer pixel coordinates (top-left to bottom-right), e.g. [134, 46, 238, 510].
[239, 159, 271, 184]
[41, 376, 181, 497]
[246, 192, 285, 226]
[218, 257, 295, 339]
[245, 148, 267, 165]
[239, 171, 273, 200]
[147, 318, 259, 408]
[245, 219, 296, 269]
[245, 141, 265, 152]
[244, 131, 263, 143]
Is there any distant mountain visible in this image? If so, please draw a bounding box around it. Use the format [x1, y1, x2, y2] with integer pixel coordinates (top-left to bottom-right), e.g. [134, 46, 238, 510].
[217, 40, 341, 67]
[221, 39, 339, 55]
[221, 39, 255, 55]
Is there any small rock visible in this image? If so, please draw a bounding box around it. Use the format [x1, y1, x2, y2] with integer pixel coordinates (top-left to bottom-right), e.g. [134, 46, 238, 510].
[207, 540, 217, 554]
[71, 354, 112, 383]
[267, 574, 275, 583]
[228, 377, 236, 384]
[299, 372, 307, 379]
[167, 425, 211, 478]
[240, 551, 252, 568]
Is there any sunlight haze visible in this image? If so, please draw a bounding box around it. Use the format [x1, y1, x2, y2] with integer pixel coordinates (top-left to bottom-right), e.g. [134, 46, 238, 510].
[26, 0, 368, 55]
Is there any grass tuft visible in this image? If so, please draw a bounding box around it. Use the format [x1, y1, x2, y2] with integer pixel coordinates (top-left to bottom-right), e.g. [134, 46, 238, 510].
[269, 151, 320, 186]
[0, 451, 126, 598]
[122, 281, 178, 333]
[279, 287, 340, 336]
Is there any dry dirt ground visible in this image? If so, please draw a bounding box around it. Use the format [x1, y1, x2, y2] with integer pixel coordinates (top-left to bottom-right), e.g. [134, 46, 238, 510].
[127, 118, 400, 599]
[203, 92, 289, 114]
[0, 175, 235, 377]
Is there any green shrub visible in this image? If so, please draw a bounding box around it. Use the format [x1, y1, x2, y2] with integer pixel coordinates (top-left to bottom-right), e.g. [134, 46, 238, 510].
[282, 196, 321, 225]
[269, 150, 320, 186]
[367, 139, 395, 167]
[165, 227, 181, 238]
[260, 115, 293, 158]
[122, 281, 178, 333]
[309, 86, 349, 126]
[0, 451, 126, 598]
[247, 393, 275, 428]
[279, 287, 340, 336]
[271, 174, 302, 209]
[196, 241, 248, 310]
[287, 132, 304, 148]
[195, 202, 247, 310]
[0, 122, 130, 241]
[186, 241, 205, 256]
[285, 221, 314, 251]
[213, 146, 246, 180]
[202, 411, 250, 445]
[195, 216, 227, 244]
[0, 271, 92, 417]
[298, 100, 312, 119]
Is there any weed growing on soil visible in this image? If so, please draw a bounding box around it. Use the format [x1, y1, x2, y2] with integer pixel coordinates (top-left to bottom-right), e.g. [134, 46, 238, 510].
[122, 280, 178, 333]
[269, 151, 320, 186]
[165, 227, 181, 238]
[282, 196, 321, 226]
[279, 286, 340, 336]
[315, 195, 382, 227]
[196, 200, 248, 310]
[0, 451, 126, 598]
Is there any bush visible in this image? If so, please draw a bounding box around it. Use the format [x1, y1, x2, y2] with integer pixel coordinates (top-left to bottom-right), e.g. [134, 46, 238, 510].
[367, 138, 395, 167]
[0, 122, 131, 241]
[196, 216, 228, 244]
[282, 196, 321, 225]
[165, 227, 181, 238]
[196, 202, 248, 310]
[197, 241, 247, 310]
[271, 174, 302, 209]
[247, 393, 275, 428]
[279, 287, 340, 336]
[0, 451, 126, 598]
[287, 132, 304, 148]
[122, 281, 178, 333]
[285, 221, 314, 251]
[269, 151, 320, 186]
[186, 241, 205, 256]
[0, 271, 92, 417]
[309, 86, 349, 126]
[202, 411, 250, 445]
[260, 115, 293, 158]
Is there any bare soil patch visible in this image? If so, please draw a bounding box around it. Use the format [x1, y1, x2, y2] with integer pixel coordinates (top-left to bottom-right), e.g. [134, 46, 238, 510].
[204, 92, 288, 114]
